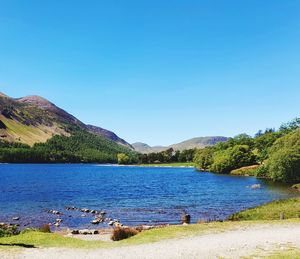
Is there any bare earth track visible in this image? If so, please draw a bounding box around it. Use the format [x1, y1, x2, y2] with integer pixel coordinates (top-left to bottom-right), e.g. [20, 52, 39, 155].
[1, 222, 300, 259]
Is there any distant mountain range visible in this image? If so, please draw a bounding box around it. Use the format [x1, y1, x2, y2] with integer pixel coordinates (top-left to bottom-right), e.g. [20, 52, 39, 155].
[0, 92, 131, 148]
[132, 136, 228, 153]
[0, 92, 227, 155]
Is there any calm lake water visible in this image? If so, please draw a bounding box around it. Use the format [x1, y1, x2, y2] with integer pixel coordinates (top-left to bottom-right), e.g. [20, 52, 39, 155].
[0, 164, 297, 229]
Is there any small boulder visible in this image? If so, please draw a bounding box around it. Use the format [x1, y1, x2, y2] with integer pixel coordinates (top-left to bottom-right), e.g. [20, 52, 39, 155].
[71, 229, 79, 235]
[250, 184, 261, 189]
[79, 229, 90, 235]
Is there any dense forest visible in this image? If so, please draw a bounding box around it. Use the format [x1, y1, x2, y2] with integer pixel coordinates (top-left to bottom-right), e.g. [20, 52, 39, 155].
[0, 130, 137, 164]
[193, 118, 300, 183]
[136, 148, 195, 164]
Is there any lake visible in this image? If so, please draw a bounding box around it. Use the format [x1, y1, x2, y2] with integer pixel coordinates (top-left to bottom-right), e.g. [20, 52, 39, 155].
[0, 164, 297, 229]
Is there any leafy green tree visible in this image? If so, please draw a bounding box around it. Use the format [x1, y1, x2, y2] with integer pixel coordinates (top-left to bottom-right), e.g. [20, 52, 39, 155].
[210, 145, 257, 174]
[279, 118, 300, 133]
[193, 148, 214, 170]
[254, 131, 281, 162]
[117, 153, 130, 164]
[265, 129, 300, 183]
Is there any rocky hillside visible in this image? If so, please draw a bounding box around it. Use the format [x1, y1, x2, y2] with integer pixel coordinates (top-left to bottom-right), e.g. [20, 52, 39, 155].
[132, 136, 228, 153]
[86, 125, 132, 148]
[0, 92, 131, 147]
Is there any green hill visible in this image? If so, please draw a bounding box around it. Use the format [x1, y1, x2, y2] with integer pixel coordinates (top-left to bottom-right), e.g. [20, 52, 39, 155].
[0, 93, 136, 163]
[0, 93, 131, 148]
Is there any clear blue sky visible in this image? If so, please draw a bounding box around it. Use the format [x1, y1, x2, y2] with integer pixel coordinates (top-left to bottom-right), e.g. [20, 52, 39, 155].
[0, 0, 299, 146]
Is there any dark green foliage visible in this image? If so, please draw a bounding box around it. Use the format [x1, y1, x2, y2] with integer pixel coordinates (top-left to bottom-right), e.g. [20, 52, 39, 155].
[210, 145, 256, 174]
[193, 148, 214, 170]
[137, 148, 195, 164]
[255, 165, 269, 178]
[254, 131, 281, 162]
[0, 224, 19, 237]
[0, 131, 137, 164]
[279, 118, 300, 134]
[193, 118, 300, 183]
[0, 140, 30, 149]
[264, 129, 300, 183]
[178, 149, 195, 162]
[0, 119, 6, 129]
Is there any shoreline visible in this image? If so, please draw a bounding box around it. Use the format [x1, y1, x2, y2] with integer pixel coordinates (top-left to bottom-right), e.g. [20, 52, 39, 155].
[1, 220, 300, 259]
[0, 163, 195, 168]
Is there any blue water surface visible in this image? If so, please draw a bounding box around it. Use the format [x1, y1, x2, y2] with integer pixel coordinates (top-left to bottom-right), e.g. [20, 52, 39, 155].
[0, 164, 297, 229]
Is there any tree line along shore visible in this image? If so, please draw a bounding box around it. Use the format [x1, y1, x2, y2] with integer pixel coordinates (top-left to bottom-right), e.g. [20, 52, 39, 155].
[0, 118, 300, 185]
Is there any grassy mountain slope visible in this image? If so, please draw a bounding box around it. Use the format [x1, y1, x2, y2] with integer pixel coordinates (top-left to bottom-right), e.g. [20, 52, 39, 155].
[0, 115, 67, 145]
[132, 136, 228, 153]
[0, 92, 136, 163]
[0, 93, 131, 148]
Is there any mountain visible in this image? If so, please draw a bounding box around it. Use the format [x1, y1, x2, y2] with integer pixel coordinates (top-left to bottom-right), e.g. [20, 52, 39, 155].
[132, 136, 228, 153]
[131, 142, 166, 153]
[85, 125, 132, 148]
[0, 92, 131, 148]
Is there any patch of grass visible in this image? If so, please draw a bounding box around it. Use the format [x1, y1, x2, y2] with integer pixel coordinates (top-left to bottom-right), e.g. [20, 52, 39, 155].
[120, 222, 231, 245]
[230, 165, 259, 176]
[0, 222, 235, 249]
[0, 220, 299, 252]
[137, 162, 195, 167]
[265, 247, 300, 259]
[292, 183, 300, 191]
[1, 116, 53, 146]
[0, 231, 110, 249]
[228, 197, 300, 221]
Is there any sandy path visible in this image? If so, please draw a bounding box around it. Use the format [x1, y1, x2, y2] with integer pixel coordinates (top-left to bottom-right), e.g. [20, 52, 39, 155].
[3, 223, 300, 259]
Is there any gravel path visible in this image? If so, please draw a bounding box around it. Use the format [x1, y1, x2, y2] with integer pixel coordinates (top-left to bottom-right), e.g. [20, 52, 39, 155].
[2, 223, 300, 259]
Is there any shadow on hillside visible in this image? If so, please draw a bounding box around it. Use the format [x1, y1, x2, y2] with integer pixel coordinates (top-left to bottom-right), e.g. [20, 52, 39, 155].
[0, 243, 36, 248]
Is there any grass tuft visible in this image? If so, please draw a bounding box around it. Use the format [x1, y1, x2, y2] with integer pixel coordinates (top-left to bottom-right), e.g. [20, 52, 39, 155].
[228, 197, 300, 221]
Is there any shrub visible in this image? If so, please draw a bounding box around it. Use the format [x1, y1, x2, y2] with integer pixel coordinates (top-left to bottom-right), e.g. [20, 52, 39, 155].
[255, 165, 269, 178]
[0, 224, 19, 237]
[39, 224, 51, 233]
[111, 227, 138, 241]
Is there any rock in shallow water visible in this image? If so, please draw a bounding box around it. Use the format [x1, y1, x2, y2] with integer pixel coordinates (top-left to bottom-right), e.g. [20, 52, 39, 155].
[250, 184, 261, 189]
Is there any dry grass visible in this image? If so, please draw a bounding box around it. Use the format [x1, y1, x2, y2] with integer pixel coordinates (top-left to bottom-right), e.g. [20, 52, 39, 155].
[111, 227, 139, 241]
[230, 165, 259, 176]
